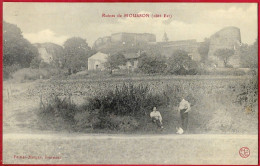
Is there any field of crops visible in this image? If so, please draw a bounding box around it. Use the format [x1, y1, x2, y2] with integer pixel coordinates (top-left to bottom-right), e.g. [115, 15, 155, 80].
[26, 75, 248, 99]
[4, 75, 258, 134]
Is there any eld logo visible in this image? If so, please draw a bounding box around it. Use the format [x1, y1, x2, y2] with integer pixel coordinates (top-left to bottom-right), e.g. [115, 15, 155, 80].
[239, 147, 250, 158]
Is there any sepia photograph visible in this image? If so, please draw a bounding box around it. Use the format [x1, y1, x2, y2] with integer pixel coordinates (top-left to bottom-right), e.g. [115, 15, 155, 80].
[3, 2, 258, 165]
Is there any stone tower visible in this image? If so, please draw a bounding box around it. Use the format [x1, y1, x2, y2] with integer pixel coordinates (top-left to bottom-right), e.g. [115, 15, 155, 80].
[208, 26, 241, 68]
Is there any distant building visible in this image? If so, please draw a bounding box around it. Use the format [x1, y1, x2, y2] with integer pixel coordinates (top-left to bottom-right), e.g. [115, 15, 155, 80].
[208, 26, 241, 67]
[92, 27, 243, 68]
[157, 39, 201, 61]
[38, 47, 53, 63]
[93, 32, 156, 50]
[88, 52, 109, 70]
[34, 43, 64, 65]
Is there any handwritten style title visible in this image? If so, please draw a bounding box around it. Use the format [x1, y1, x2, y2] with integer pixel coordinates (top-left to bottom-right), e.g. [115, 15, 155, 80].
[102, 13, 173, 18]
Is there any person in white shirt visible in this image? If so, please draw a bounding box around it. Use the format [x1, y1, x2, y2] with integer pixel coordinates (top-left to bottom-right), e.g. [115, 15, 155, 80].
[178, 98, 191, 132]
[150, 107, 164, 129]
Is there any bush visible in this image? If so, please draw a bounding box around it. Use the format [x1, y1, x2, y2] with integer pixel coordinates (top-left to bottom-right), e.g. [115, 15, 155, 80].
[12, 68, 43, 81]
[38, 83, 166, 131]
[74, 109, 100, 130]
[12, 68, 61, 82]
[40, 94, 78, 123]
[39, 61, 51, 69]
[205, 104, 257, 134]
[163, 84, 197, 106]
[95, 114, 139, 131]
[36, 76, 257, 134]
[234, 76, 258, 109]
[3, 64, 21, 80]
[166, 50, 198, 75]
[138, 55, 167, 74]
[86, 83, 167, 117]
[30, 57, 42, 69]
[210, 69, 246, 76]
[79, 83, 167, 130]
[110, 116, 139, 131]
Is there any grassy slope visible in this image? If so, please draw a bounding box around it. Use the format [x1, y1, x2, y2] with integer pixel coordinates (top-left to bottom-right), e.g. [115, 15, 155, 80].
[3, 75, 258, 134]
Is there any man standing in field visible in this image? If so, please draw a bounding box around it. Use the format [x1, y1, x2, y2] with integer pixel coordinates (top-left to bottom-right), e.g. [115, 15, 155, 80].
[178, 97, 191, 133]
[150, 107, 164, 129]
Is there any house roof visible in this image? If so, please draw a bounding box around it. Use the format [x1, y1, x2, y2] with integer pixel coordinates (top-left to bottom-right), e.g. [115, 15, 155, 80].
[123, 53, 141, 59]
[88, 52, 108, 61]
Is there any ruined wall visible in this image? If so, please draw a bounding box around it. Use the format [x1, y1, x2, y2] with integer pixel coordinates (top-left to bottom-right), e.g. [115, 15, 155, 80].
[111, 33, 123, 43]
[94, 32, 156, 50]
[208, 27, 241, 67]
[38, 47, 53, 63]
[135, 33, 156, 43]
[158, 39, 201, 61]
[34, 43, 64, 64]
[94, 36, 111, 48]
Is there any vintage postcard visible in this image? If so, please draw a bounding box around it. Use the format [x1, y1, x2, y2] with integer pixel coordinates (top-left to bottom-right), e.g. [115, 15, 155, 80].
[2, 2, 258, 165]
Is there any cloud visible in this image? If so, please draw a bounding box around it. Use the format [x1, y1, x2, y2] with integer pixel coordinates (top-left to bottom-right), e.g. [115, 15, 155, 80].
[20, 5, 257, 46]
[204, 4, 257, 44]
[85, 11, 220, 45]
[23, 29, 69, 45]
[85, 5, 257, 46]
[85, 11, 175, 45]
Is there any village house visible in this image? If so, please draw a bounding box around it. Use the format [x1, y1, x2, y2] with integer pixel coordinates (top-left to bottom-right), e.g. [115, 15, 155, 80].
[93, 28, 243, 68]
[88, 52, 109, 71]
[88, 51, 141, 71]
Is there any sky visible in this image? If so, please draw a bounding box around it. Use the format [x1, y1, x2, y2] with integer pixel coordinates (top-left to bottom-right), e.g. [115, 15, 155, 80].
[3, 3, 258, 47]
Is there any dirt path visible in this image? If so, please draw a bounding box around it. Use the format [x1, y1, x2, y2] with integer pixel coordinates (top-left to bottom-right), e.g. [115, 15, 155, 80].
[3, 80, 40, 133]
[3, 133, 258, 165]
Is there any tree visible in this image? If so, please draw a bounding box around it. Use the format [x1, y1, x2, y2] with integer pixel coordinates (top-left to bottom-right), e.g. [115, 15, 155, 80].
[198, 38, 210, 63]
[104, 53, 127, 74]
[3, 21, 38, 68]
[162, 32, 169, 42]
[30, 57, 42, 69]
[240, 39, 258, 68]
[138, 53, 167, 74]
[214, 48, 234, 67]
[167, 50, 198, 75]
[63, 37, 92, 73]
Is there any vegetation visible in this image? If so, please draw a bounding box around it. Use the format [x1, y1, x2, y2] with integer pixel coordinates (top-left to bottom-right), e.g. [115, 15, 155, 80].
[104, 53, 127, 74]
[167, 50, 198, 75]
[137, 54, 167, 74]
[214, 48, 235, 67]
[12, 68, 61, 82]
[63, 37, 95, 74]
[34, 42, 65, 68]
[233, 76, 258, 109]
[39, 83, 167, 131]
[3, 64, 21, 79]
[239, 39, 258, 68]
[32, 75, 257, 134]
[3, 21, 38, 79]
[3, 20, 257, 135]
[30, 57, 42, 69]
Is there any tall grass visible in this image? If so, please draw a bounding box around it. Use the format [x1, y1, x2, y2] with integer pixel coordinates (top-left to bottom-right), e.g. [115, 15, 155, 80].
[36, 77, 258, 134]
[38, 82, 167, 131]
[86, 83, 166, 116]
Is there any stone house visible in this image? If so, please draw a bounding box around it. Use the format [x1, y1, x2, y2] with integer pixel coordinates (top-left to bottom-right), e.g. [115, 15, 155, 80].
[88, 52, 109, 71]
